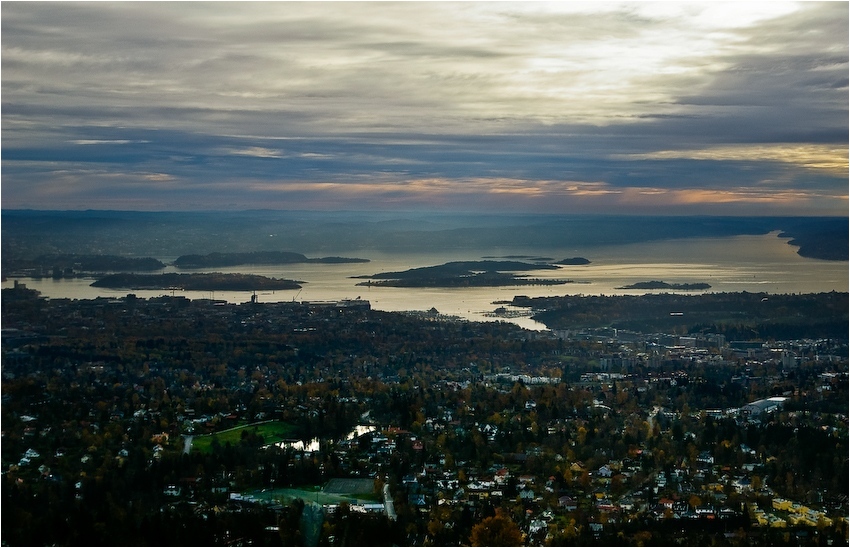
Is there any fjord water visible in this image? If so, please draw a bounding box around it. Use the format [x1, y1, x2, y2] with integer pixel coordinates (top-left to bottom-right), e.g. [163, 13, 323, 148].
[4, 232, 847, 331]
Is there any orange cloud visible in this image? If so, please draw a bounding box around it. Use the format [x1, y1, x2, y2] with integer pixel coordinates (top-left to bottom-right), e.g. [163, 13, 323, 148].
[619, 144, 849, 176]
[243, 177, 846, 215]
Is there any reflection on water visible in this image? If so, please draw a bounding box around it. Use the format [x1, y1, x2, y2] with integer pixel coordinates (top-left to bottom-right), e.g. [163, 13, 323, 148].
[276, 425, 377, 452]
[4, 232, 847, 331]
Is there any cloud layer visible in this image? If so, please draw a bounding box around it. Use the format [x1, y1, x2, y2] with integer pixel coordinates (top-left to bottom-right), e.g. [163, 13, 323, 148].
[2, 1, 847, 214]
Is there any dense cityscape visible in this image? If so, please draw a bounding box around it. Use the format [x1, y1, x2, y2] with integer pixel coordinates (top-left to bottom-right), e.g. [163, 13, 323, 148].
[2, 283, 847, 546]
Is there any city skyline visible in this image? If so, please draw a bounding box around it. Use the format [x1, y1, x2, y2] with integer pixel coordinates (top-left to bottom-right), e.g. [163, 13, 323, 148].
[2, 1, 847, 215]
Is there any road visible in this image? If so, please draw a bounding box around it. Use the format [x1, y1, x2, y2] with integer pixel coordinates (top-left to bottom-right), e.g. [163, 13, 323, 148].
[383, 483, 397, 521]
[300, 502, 324, 546]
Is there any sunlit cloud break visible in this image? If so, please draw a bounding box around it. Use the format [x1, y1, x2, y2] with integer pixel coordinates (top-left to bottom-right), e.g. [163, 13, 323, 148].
[619, 144, 849, 176]
[223, 147, 287, 159]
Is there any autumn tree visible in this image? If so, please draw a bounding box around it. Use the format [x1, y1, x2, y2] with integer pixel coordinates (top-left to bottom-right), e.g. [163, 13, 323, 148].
[470, 508, 524, 547]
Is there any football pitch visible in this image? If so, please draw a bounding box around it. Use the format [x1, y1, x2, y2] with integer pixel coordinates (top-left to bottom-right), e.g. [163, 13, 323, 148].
[323, 478, 375, 495]
[250, 478, 379, 506]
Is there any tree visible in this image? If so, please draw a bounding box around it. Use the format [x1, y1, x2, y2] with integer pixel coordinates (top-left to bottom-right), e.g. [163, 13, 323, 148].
[469, 508, 524, 547]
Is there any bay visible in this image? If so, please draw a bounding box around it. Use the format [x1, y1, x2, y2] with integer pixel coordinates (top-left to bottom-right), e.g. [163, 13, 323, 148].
[3, 232, 846, 331]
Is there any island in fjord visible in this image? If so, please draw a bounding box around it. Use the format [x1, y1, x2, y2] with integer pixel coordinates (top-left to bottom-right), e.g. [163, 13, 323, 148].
[616, 280, 711, 290]
[481, 255, 591, 265]
[91, 273, 302, 291]
[354, 260, 570, 288]
[555, 257, 591, 265]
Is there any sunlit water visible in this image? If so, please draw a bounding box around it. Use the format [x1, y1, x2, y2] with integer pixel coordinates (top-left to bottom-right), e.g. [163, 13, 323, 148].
[4, 232, 847, 331]
[275, 425, 377, 452]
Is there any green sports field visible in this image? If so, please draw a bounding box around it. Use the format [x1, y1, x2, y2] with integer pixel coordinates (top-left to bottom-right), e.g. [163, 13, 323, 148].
[250, 479, 381, 506]
[190, 421, 297, 453]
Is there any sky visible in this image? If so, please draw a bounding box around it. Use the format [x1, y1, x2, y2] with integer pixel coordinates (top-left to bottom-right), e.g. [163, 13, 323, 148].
[2, 1, 848, 215]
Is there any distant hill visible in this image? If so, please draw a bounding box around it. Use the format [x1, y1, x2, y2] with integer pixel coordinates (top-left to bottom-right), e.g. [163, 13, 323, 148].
[173, 251, 369, 269]
[1, 210, 846, 261]
[781, 229, 848, 261]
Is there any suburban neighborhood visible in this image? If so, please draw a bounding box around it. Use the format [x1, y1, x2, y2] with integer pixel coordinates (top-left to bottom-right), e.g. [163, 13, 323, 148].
[2, 286, 847, 545]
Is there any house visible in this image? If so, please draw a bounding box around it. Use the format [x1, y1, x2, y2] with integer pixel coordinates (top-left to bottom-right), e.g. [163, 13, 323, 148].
[789, 502, 810, 515]
[518, 474, 536, 486]
[422, 463, 439, 475]
[772, 498, 792, 511]
[719, 507, 738, 519]
[696, 451, 714, 464]
[494, 468, 510, 484]
[619, 496, 636, 512]
[466, 481, 493, 501]
[696, 505, 716, 518]
[528, 519, 547, 535]
[558, 496, 578, 511]
[787, 513, 817, 527]
[596, 499, 617, 512]
[768, 515, 787, 528]
[408, 494, 427, 507]
[732, 476, 752, 492]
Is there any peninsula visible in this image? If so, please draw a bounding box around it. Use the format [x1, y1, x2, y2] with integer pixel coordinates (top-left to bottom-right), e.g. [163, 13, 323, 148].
[91, 273, 302, 291]
[3, 254, 165, 278]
